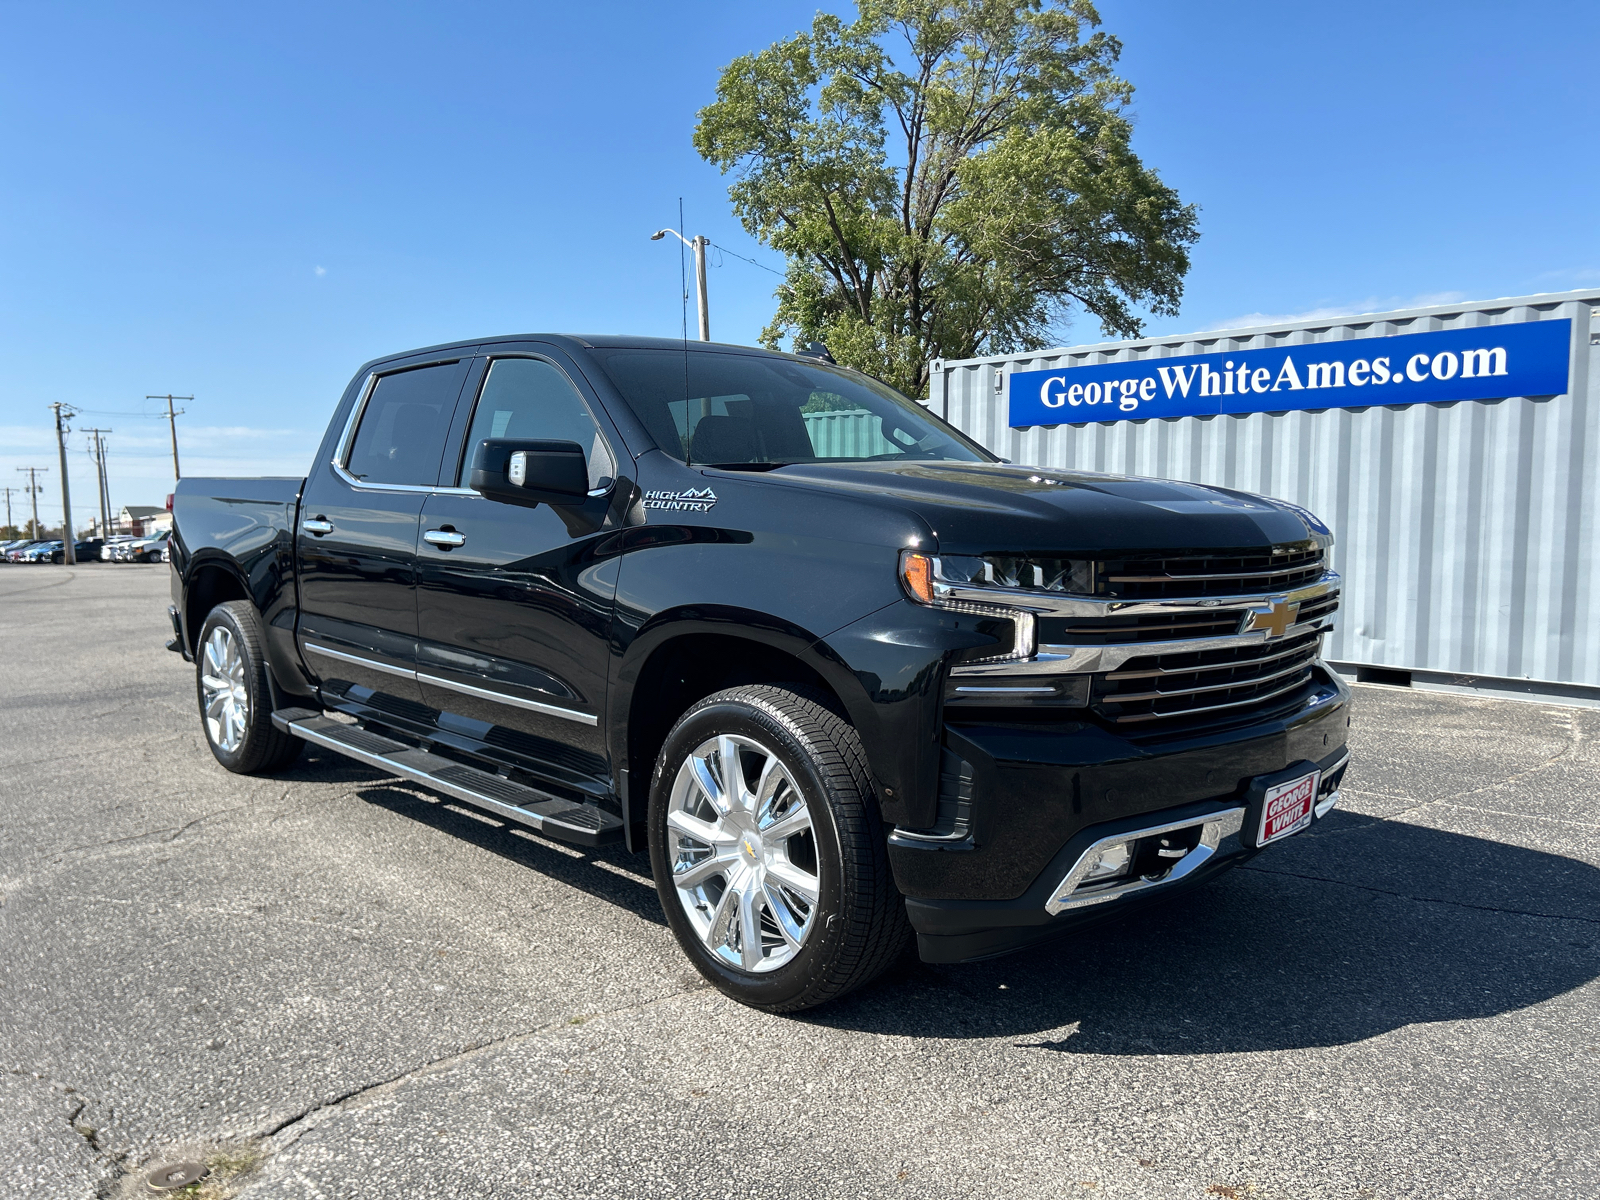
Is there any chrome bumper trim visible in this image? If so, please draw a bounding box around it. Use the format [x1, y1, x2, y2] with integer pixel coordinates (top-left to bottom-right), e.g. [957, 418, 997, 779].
[1045, 807, 1246, 916]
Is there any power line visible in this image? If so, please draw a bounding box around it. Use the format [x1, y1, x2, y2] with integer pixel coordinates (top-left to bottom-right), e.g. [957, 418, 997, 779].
[708, 241, 787, 277]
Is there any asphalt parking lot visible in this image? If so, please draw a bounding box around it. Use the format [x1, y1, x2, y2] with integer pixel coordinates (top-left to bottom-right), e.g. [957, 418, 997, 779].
[2, 566, 1597, 1199]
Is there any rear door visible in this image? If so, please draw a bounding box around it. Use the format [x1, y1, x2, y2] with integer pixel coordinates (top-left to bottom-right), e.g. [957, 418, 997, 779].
[415, 346, 626, 798]
[296, 354, 473, 711]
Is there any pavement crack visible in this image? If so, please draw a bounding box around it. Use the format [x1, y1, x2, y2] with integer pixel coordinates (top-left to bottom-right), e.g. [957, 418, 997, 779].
[258, 982, 707, 1157]
[35, 804, 249, 864]
[1240, 862, 1600, 925]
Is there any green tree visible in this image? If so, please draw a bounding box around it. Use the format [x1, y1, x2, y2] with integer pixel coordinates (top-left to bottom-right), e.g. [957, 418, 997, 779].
[694, 0, 1198, 397]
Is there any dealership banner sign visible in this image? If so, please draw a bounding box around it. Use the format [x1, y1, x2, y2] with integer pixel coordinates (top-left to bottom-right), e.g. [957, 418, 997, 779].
[1007, 319, 1572, 428]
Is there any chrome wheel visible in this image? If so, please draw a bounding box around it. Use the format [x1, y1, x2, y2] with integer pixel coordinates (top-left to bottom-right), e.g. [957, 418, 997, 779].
[200, 626, 248, 753]
[666, 734, 820, 973]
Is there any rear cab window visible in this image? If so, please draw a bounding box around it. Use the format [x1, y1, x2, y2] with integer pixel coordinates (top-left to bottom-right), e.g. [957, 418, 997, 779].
[342, 361, 467, 487]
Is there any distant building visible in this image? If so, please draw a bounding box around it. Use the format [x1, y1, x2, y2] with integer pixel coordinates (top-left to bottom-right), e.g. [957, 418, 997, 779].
[118, 505, 172, 535]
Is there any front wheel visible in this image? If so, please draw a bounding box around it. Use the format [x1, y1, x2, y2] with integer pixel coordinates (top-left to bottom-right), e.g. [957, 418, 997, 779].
[195, 601, 303, 774]
[648, 685, 910, 1013]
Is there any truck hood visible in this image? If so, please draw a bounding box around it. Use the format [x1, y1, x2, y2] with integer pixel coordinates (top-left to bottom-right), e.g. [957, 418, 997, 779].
[758, 461, 1321, 554]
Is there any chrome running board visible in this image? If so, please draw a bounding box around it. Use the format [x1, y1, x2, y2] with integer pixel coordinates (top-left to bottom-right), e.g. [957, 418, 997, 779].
[271, 708, 623, 847]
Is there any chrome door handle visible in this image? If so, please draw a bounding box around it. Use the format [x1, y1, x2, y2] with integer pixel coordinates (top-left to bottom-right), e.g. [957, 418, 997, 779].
[301, 517, 334, 536]
[423, 528, 466, 549]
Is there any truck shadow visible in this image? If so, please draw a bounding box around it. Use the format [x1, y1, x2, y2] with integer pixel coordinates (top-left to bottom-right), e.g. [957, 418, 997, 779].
[811, 811, 1600, 1053]
[349, 779, 667, 926]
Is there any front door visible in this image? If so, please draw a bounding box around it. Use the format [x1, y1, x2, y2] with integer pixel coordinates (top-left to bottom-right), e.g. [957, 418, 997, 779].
[296, 355, 472, 715]
[416, 349, 626, 799]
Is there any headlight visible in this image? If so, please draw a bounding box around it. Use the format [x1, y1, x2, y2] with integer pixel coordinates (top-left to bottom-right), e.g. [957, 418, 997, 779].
[899, 551, 1037, 664]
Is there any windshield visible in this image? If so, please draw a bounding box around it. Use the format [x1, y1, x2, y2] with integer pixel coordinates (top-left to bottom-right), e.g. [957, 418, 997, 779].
[590, 349, 992, 467]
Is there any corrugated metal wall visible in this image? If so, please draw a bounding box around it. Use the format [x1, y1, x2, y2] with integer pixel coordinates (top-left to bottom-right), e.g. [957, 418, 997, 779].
[804, 408, 883, 458]
[928, 291, 1600, 689]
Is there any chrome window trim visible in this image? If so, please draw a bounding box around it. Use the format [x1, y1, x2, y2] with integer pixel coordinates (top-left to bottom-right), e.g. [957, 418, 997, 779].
[1045, 807, 1245, 915]
[416, 672, 599, 727]
[304, 642, 416, 680]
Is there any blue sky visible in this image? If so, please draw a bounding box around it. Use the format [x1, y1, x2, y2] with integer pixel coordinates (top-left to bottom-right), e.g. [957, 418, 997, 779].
[2, 0, 1596, 526]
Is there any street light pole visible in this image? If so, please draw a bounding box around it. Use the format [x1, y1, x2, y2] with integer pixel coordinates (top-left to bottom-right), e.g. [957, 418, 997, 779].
[50, 403, 76, 563]
[650, 229, 711, 341]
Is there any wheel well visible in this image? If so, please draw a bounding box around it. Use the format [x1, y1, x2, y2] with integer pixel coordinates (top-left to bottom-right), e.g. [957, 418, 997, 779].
[185, 564, 250, 650]
[627, 633, 841, 804]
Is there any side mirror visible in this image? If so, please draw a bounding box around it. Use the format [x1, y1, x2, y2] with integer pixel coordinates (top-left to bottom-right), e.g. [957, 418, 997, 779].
[468, 439, 589, 508]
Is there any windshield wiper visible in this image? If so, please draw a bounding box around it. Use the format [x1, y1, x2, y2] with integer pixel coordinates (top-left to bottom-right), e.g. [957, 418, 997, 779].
[701, 461, 793, 472]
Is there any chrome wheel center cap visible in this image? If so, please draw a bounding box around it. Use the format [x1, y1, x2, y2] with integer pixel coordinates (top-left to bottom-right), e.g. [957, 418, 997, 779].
[737, 829, 764, 865]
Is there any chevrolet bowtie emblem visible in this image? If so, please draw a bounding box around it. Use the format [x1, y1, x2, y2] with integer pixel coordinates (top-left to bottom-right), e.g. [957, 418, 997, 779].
[1243, 597, 1300, 639]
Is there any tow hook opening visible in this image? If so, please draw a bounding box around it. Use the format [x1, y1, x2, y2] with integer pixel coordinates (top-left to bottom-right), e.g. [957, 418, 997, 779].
[1131, 825, 1204, 880]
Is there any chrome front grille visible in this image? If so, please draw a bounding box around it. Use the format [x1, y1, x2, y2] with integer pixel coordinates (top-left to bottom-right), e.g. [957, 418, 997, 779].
[1099, 547, 1325, 600]
[937, 542, 1342, 735]
[1090, 627, 1324, 726]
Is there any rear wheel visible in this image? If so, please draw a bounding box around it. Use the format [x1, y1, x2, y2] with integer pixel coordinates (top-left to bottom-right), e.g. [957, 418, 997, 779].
[648, 685, 910, 1012]
[196, 601, 303, 774]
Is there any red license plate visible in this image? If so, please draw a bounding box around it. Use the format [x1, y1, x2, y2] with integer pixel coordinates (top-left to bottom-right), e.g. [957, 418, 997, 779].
[1256, 770, 1320, 846]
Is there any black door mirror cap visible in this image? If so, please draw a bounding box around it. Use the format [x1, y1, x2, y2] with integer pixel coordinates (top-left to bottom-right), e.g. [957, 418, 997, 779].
[468, 438, 589, 508]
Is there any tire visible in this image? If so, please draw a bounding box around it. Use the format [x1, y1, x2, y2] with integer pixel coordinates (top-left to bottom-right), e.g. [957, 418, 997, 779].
[195, 600, 303, 774]
[648, 684, 911, 1013]
[51, 552, 62, 564]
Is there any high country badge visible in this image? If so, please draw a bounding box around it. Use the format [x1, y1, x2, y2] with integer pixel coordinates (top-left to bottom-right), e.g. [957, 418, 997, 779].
[643, 487, 717, 513]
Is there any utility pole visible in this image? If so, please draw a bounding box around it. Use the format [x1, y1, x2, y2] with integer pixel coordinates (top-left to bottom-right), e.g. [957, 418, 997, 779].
[649, 229, 711, 341]
[1, 485, 16, 534]
[16, 468, 46, 538]
[84, 428, 112, 537]
[50, 403, 77, 564]
[147, 394, 191, 480]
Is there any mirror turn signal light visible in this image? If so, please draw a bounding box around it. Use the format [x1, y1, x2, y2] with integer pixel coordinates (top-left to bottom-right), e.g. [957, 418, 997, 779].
[900, 552, 935, 604]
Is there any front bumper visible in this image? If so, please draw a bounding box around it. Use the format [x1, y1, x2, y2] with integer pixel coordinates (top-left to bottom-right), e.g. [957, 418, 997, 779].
[893, 666, 1351, 963]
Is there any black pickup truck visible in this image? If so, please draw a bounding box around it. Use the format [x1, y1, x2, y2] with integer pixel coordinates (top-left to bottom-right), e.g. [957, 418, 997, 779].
[168, 334, 1350, 1012]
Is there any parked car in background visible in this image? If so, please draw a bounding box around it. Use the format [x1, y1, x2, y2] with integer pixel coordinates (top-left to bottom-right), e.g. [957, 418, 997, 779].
[20, 541, 61, 562]
[100, 535, 140, 561]
[45, 538, 103, 564]
[0, 539, 37, 560]
[117, 529, 170, 563]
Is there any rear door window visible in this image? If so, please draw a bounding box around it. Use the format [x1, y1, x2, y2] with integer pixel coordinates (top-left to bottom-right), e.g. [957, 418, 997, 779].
[345, 362, 465, 486]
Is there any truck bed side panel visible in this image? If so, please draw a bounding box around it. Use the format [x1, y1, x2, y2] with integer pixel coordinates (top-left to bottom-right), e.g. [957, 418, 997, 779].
[170, 476, 311, 699]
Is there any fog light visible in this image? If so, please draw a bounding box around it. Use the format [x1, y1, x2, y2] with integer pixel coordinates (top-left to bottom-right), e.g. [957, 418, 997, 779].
[1081, 842, 1132, 883]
